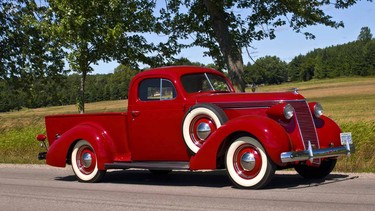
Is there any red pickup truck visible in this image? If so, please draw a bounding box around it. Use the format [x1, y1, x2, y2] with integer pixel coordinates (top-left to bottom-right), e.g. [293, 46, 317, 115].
[37, 66, 354, 189]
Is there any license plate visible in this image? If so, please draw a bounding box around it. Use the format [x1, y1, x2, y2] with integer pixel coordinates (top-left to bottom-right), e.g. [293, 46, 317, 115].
[340, 132, 353, 145]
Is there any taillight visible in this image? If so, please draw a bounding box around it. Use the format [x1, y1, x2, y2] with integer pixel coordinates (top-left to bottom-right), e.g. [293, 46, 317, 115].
[36, 134, 48, 151]
[36, 134, 46, 142]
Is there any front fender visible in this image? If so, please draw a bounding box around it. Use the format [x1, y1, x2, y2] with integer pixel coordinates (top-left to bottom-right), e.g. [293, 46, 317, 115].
[315, 116, 342, 148]
[46, 123, 114, 170]
[189, 116, 291, 170]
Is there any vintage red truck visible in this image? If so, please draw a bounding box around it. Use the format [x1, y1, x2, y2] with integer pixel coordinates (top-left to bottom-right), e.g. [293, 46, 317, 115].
[37, 66, 354, 189]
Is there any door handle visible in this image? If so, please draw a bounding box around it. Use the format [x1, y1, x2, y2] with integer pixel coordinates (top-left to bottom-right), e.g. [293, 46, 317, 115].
[131, 110, 141, 117]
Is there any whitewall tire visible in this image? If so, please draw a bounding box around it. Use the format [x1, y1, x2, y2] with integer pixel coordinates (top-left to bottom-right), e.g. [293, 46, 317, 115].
[225, 136, 275, 189]
[71, 140, 106, 182]
[182, 104, 227, 154]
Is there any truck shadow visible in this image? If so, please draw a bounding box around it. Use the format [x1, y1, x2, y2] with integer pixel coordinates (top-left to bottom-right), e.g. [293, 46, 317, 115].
[56, 169, 358, 189]
[266, 173, 358, 189]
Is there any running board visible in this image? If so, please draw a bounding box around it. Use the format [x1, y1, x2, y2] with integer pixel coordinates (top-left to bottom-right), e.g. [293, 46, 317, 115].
[105, 161, 190, 170]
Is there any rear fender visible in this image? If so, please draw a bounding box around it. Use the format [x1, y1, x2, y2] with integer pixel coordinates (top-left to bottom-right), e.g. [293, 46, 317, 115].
[189, 116, 291, 170]
[46, 123, 114, 170]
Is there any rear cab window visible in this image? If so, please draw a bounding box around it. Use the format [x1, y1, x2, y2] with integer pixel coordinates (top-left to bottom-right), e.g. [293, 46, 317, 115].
[138, 78, 177, 101]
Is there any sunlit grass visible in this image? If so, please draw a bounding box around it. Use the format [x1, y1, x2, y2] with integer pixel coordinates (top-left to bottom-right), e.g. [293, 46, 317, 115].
[0, 100, 127, 164]
[0, 126, 45, 164]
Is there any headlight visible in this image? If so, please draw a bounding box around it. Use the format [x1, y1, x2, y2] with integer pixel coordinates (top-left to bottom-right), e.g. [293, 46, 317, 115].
[309, 102, 323, 118]
[267, 103, 294, 121]
[284, 104, 294, 120]
[314, 103, 323, 118]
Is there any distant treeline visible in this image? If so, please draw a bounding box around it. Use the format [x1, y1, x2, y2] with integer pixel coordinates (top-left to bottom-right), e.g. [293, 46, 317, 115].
[1, 39, 375, 112]
[244, 38, 375, 85]
[0, 65, 138, 112]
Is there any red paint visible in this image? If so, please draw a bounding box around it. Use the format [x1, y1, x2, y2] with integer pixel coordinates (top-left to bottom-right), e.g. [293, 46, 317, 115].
[36, 134, 47, 142]
[38, 66, 347, 175]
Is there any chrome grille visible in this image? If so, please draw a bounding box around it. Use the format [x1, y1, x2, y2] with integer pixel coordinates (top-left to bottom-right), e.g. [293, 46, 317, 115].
[288, 100, 320, 150]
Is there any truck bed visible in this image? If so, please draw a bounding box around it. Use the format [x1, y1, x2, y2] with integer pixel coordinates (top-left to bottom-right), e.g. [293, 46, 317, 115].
[45, 112, 129, 160]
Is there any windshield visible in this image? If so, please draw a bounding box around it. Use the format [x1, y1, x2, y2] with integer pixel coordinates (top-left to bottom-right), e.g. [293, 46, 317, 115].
[181, 73, 231, 93]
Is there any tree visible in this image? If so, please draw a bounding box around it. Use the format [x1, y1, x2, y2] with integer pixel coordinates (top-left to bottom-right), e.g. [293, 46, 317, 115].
[357, 26, 373, 42]
[110, 65, 138, 100]
[159, 0, 366, 91]
[47, 0, 160, 113]
[0, 0, 66, 110]
[288, 55, 304, 81]
[286, 35, 375, 81]
[364, 41, 375, 75]
[244, 56, 288, 85]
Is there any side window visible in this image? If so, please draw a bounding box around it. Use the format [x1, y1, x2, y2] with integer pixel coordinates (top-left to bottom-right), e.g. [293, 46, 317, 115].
[139, 78, 176, 101]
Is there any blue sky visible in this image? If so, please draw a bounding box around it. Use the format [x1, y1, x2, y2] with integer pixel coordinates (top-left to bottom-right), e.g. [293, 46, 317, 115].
[92, 1, 375, 74]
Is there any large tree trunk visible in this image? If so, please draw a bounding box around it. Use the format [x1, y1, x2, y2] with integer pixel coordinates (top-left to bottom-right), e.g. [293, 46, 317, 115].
[203, 0, 246, 92]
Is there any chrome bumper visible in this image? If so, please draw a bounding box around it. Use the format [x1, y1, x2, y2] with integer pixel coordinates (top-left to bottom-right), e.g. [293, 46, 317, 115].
[280, 141, 355, 163]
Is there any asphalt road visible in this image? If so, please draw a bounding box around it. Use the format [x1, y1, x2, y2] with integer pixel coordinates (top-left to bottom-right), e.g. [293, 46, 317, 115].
[0, 164, 374, 211]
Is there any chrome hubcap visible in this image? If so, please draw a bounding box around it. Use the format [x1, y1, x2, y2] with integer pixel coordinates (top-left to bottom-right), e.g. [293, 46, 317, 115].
[240, 152, 256, 171]
[196, 122, 211, 140]
[82, 152, 92, 168]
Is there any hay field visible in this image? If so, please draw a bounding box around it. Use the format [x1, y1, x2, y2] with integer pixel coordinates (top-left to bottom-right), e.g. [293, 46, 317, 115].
[257, 77, 375, 124]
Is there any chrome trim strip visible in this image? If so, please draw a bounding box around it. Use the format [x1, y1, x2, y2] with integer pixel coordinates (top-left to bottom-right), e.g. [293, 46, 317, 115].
[223, 107, 270, 110]
[280, 141, 355, 163]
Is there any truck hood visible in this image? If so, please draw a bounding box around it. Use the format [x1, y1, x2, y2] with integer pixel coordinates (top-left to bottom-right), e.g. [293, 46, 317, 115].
[193, 91, 306, 108]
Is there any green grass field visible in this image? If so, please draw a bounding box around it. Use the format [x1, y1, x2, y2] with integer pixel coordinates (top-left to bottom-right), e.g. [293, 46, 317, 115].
[1, 77, 374, 172]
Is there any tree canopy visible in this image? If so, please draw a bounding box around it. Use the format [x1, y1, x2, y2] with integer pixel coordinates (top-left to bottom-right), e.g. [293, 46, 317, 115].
[287, 39, 375, 81]
[0, 0, 66, 110]
[158, 0, 365, 91]
[46, 0, 163, 113]
[1, 32, 375, 112]
[1, 0, 374, 112]
[244, 56, 288, 85]
[358, 26, 373, 42]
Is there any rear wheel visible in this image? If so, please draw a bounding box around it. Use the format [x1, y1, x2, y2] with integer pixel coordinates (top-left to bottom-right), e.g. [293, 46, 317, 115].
[295, 159, 337, 179]
[225, 136, 275, 189]
[71, 140, 106, 182]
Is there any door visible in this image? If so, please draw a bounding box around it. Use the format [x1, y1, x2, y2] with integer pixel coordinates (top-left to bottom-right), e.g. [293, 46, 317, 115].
[129, 78, 190, 161]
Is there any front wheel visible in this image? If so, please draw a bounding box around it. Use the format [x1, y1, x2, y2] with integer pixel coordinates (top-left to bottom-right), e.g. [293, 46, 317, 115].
[295, 159, 337, 179]
[225, 136, 275, 189]
[71, 140, 106, 182]
[182, 103, 228, 154]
